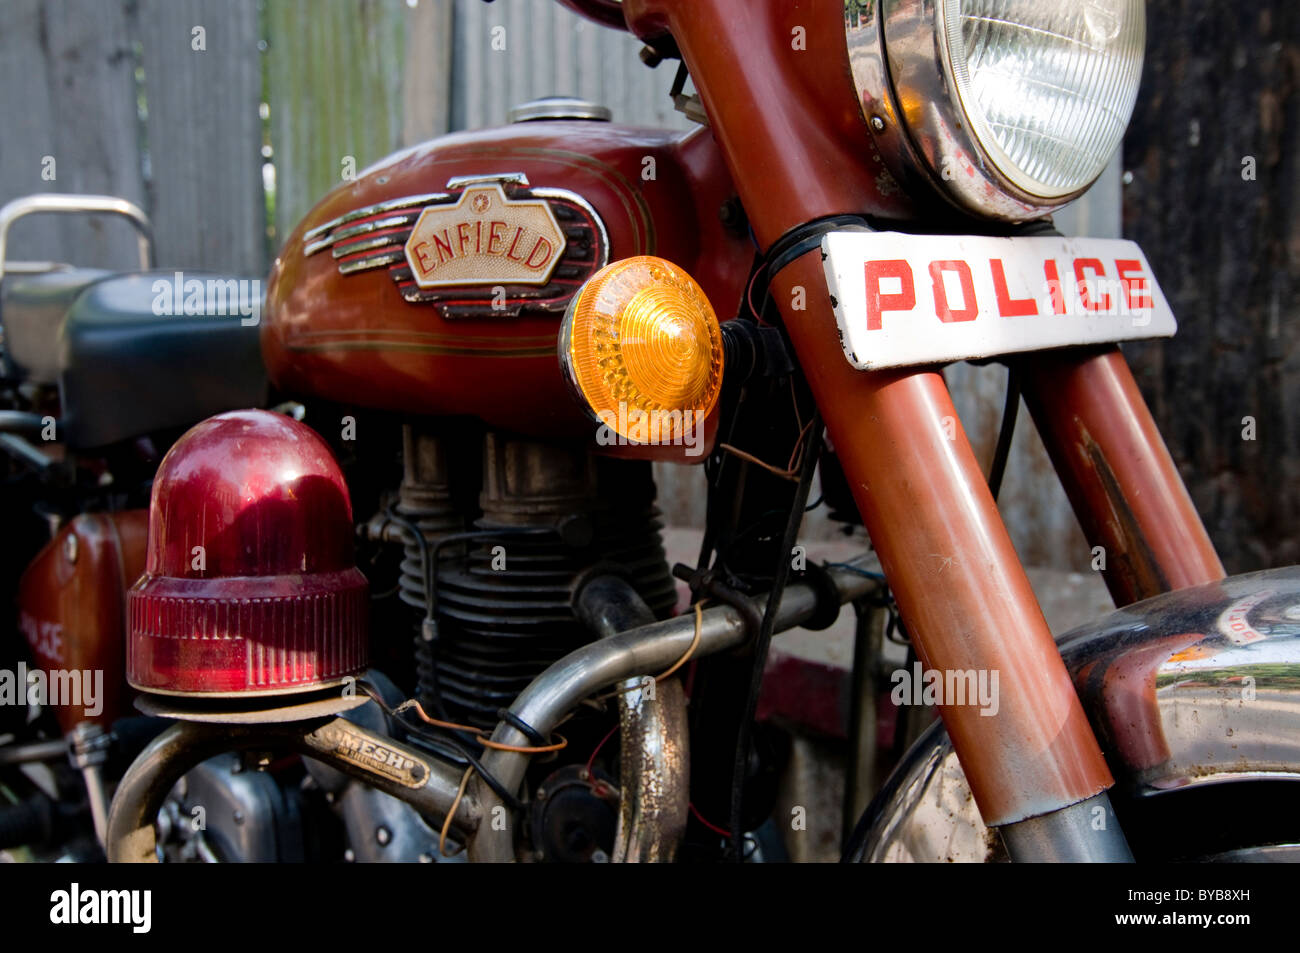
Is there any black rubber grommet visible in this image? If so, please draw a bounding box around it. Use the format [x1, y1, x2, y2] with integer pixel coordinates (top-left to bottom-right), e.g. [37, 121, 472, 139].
[497, 709, 548, 747]
[797, 562, 844, 632]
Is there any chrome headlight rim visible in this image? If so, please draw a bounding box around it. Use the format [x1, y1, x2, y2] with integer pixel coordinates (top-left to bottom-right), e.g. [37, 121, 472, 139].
[845, 0, 1144, 222]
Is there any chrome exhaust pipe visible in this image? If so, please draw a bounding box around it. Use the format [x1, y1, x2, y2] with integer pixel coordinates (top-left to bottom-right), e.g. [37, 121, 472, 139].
[469, 555, 883, 862]
[106, 693, 474, 863]
[575, 575, 690, 863]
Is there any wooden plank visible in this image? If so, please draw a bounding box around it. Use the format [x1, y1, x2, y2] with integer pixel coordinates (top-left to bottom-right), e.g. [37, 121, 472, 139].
[265, 0, 409, 248]
[0, 0, 144, 270]
[1123, 0, 1300, 572]
[403, 0, 454, 144]
[134, 0, 266, 275]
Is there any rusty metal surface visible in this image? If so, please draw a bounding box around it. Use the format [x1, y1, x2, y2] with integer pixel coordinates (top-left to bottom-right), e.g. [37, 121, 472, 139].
[1021, 346, 1226, 606]
[467, 555, 884, 861]
[611, 675, 689, 862]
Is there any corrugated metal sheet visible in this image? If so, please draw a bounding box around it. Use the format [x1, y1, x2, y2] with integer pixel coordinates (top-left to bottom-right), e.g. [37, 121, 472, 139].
[448, 0, 692, 131]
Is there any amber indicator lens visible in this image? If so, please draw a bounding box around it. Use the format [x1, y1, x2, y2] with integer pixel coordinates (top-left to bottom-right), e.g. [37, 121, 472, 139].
[561, 256, 724, 444]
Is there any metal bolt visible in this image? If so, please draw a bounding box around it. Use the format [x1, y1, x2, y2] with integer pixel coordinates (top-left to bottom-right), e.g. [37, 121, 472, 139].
[376, 826, 391, 846]
[344, 848, 355, 862]
[870, 115, 886, 133]
[591, 849, 609, 864]
[63, 533, 78, 564]
[536, 787, 548, 801]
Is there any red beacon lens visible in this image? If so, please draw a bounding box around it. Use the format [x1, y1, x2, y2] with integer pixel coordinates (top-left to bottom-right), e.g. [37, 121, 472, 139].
[127, 410, 368, 696]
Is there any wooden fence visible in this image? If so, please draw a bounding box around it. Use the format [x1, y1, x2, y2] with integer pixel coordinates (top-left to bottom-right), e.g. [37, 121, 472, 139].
[0, 0, 1293, 575]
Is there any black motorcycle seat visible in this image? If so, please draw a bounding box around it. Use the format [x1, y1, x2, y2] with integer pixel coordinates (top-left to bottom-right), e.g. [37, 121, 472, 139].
[58, 271, 268, 449]
[1, 267, 112, 384]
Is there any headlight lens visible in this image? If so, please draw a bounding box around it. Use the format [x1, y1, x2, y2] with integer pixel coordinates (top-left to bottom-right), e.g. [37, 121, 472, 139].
[941, 0, 1146, 199]
[846, 0, 1147, 219]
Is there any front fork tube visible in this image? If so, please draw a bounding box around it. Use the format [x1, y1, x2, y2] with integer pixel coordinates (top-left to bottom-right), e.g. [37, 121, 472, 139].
[1020, 346, 1226, 606]
[773, 255, 1130, 861]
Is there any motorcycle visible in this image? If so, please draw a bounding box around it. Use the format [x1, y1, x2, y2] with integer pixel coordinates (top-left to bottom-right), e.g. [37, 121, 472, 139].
[2, 0, 1298, 864]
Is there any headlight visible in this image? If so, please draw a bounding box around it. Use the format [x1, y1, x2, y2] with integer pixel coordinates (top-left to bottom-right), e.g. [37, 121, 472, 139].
[846, 0, 1146, 220]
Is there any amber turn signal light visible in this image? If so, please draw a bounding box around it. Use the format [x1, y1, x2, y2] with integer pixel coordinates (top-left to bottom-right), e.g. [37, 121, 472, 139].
[559, 256, 724, 444]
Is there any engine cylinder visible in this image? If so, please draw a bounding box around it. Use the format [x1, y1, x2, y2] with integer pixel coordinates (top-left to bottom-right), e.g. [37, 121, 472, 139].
[407, 432, 677, 729]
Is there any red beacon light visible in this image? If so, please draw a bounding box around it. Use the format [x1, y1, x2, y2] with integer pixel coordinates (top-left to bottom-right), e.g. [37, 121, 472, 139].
[127, 410, 368, 697]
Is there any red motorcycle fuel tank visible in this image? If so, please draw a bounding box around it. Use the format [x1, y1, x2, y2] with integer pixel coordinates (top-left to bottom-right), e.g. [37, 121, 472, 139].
[16, 511, 148, 731]
[263, 119, 751, 455]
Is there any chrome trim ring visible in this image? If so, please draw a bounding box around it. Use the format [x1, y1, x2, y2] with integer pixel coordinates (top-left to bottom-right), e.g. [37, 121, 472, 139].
[845, 1, 1113, 221]
[508, 97, 612, 124]
[531, 187, 611, 271]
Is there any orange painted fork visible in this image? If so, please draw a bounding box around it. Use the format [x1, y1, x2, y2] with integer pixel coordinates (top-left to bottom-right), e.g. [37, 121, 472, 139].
[624, 0, 1141, 856]
[1020, 346, 1226, 607]
[773, 257, 1114, 829]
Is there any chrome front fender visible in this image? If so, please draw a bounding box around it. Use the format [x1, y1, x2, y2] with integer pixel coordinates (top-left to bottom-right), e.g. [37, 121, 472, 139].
[854, 567, 1300, 862]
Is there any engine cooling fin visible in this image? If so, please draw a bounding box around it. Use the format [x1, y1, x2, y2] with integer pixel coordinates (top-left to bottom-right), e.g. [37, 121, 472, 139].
[393, 429, 679, 731]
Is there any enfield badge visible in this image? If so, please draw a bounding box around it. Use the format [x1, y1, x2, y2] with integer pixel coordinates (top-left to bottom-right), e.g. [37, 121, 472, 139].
[403, 183, 567, 288]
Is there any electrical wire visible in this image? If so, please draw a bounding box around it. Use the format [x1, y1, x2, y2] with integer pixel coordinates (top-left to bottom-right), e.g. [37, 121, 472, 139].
[585, 723, 620, 800]
[657, 602, 704, 681]
[356, 681, 523, 812]
[398, 699, 568, 754]
[987, 364, 1020, 502]
[718, 417, 815, 483]
[588, 601, 705, 704]
[727, 412, 823, 860]
[825, 562, 887, 582]
[690, 802, 731, 838]
[439, 766, 473, 857]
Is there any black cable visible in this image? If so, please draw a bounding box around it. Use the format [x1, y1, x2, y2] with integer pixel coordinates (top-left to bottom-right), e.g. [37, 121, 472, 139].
[382, 504, 434, 620]
[497, 709, 547, 748]
[384, 516, 555, 722]
[726, 412, 823, 860]
[426, 526, 557, 622]
[357, 680, 523, 813]
[987, 364, 1020, 502]
[382, 503, 455, 720]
